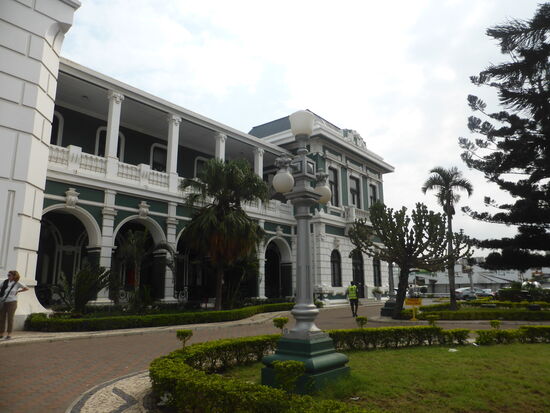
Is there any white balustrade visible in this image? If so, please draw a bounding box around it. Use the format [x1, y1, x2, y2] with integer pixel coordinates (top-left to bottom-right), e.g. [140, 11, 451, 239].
[49, 145, 69, 165]
[149, 169, 169, 187]
[117, 163, 140, 181]
[80, 152, 106, 174]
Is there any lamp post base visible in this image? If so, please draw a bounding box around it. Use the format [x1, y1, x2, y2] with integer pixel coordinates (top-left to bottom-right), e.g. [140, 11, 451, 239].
[261, 332, 349, 394]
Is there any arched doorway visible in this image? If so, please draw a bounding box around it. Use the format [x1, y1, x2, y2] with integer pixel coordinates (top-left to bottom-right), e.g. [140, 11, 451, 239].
[113, 221, 162, 299]
[351, 249, 365, 298]
[174, 235, 215, 304]
[264, 241, 292, 299]
[35, 211, 96, 307]
[330, 250, 342, 287]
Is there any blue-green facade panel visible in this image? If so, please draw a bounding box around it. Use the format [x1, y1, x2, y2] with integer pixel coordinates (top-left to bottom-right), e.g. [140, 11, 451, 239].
[264, 222, 292, 235]
[115, 193, 167, 214]
[325, 225, 346, 237]
[45, 180, 104, 203]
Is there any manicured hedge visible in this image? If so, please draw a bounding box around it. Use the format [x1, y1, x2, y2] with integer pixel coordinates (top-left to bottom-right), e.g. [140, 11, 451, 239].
[24, 303, 294, 332]
[414, 309, 550, 321]
[327, 326, 470, 350]
[464, 300, 550, 310]
[475, 326, 550, 345]
[150, 335, 370, 413]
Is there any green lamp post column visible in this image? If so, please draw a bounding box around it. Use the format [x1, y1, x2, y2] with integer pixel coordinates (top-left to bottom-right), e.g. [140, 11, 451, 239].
[261, 110, 349, 393]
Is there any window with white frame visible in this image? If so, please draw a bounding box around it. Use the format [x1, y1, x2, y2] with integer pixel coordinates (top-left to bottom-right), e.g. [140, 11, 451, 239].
[194, 157, 208, 178]
[150, 144, 167, 172]
[330, 250, 342, 287]
[373, 258, 382, 287]
[369, 183, 378, 206]
[95, 127, 125, 161]
[349, 176, 361, 209]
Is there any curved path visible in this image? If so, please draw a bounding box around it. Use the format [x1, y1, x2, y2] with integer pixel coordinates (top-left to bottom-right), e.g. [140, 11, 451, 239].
[1, 303, 543, 413]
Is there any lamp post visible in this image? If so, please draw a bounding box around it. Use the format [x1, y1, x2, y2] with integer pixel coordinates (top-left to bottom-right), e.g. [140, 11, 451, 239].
[261, 110, 349, 393]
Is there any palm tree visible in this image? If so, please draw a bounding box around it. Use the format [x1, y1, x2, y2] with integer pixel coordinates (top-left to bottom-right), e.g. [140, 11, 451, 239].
[118, 229, 149, 292]
[180, 158, 269, 310]
[422, 166, 473, 310]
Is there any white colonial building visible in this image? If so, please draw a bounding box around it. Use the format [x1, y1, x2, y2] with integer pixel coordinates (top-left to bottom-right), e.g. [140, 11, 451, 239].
[1, 0, 394, 329]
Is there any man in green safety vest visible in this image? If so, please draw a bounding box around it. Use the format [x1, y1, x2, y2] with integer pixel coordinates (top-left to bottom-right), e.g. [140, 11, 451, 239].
[347, 281, 359, 317]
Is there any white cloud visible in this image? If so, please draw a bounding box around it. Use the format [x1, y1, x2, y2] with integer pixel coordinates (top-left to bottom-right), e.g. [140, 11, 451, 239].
[63, 0, 542, 254]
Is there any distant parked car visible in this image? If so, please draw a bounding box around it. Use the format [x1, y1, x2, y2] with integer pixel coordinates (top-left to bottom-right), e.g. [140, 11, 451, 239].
[455, 287, 494, 300]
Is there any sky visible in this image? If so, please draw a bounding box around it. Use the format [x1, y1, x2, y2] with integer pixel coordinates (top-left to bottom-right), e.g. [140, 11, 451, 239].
[62, 0, 544, 256]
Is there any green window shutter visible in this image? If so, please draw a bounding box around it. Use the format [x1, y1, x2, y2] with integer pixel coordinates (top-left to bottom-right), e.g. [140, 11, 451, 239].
[362, 176, 369, 210]
[340, 167, 348, 206]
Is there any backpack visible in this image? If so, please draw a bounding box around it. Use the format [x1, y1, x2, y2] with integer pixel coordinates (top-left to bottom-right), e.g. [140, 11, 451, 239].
[0, 279, 8, 298]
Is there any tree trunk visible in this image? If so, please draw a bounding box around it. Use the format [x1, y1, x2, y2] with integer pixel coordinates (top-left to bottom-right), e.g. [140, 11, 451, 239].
[214, 267, 224, 311]
[393, 268, 410, 318]
[447, 212, 458, 310]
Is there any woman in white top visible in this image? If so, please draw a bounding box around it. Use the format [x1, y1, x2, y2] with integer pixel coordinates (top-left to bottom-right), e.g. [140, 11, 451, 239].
[0, 270, 28, 339]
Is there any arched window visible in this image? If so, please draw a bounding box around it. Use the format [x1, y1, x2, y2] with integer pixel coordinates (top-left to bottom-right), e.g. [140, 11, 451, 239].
[373, 258, 382, 287]
[150, 144, 167, 172]
[50, 111, 64, 146]
[95, 127, 125, 161]
[330, 250, 342, 287]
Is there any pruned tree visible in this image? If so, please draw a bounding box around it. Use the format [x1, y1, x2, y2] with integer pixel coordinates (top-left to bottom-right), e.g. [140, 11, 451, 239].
[422, 166, 473, 310]
[459, 4, 550, 269]
[349, 203, 471, 318]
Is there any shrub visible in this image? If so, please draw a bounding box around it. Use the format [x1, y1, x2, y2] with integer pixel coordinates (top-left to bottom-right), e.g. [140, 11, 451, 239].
[475, 329, 519, 345]
[412, 309, 550, 321]
[176, 329, 193, 348]
[273, 360, 306, 394]
[490, 320, 501, 330]
[25, 302, 294, 332]
[425, 314, 439, 326]
[355, 316, 368, 328]
[273, 317, 289, 332]
[149, 335, 369, 412]
[518, 326, 550, 343]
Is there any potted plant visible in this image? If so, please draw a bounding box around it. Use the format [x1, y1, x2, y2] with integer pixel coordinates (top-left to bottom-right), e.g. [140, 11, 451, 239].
[372, 287, 383, 300]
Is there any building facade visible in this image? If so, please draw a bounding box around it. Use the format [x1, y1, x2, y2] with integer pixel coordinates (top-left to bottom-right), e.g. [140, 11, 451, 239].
[1, 1, 394, 329]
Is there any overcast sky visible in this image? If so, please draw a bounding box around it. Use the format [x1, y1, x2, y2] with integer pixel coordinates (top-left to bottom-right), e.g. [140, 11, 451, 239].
[62, 0, 543, 256]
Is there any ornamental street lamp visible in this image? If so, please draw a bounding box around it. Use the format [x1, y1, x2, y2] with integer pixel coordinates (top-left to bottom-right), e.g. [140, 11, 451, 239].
[261, 110, 349, 393]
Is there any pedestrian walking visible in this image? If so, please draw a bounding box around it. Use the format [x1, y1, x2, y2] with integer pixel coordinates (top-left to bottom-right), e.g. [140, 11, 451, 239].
[347, 281, 359, 317]
[0, 270, 28, 339]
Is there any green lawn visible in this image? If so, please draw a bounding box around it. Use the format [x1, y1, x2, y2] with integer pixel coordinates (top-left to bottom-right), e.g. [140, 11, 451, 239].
[225, 344, 550, 412]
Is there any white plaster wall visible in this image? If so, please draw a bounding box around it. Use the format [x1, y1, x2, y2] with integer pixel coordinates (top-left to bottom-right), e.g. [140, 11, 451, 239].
[0, 0, 80, 329]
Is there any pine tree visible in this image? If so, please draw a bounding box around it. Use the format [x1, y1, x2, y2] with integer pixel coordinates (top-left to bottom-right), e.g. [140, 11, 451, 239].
[459, 3, 550, 270]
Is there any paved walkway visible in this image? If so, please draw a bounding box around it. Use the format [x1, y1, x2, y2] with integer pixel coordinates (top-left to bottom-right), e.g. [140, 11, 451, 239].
[1, 303, 548, 413]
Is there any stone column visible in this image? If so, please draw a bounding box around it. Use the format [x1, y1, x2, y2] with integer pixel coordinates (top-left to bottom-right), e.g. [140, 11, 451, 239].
[253, 147, 264, 178]
[0, 0, 80, 328]
[214, 133, 226, 161]
[163, 202, 178, 302]
[167, 115, 181, 193]
[97, 189, 117, 302]
[105, 90, 124, 177]
[257, 220, 266, 298]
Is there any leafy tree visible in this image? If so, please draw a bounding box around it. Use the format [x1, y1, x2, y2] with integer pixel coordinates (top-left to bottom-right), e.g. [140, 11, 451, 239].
[459, 4, 550, 269]
[422, 166, 473, 310]
[349, 203, 471, 318]
[180, 158, 269, 310]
